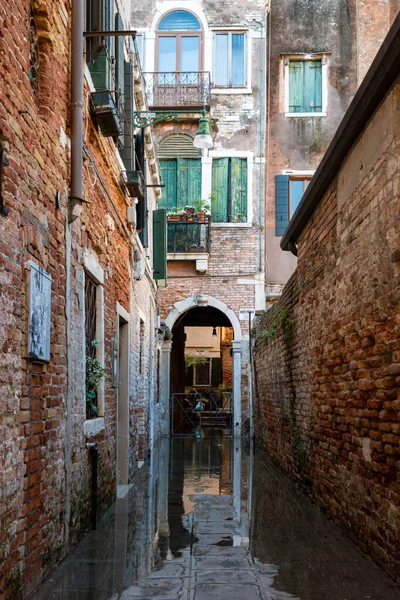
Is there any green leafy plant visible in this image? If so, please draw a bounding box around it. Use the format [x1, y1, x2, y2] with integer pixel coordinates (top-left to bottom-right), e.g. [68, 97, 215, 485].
[86, 340, 107, 416]
[192, 197, 211, 214]
[185, 355, 207, 371]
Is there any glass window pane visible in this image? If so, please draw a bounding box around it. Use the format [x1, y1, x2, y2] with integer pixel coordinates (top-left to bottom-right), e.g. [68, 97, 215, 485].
[232, 34, 245, 86]
[158, 36, 176, 72]
[290, 179, 305, 215]
[181, 37, 199, 72]
[135, 34, 144, 67]
[215, 34, 229, 86]
[159, 10, 201, 31]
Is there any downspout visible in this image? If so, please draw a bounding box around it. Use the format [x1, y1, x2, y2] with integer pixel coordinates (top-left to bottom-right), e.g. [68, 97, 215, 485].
[65, 0, 84, 547]
[71, 0, 84, 208]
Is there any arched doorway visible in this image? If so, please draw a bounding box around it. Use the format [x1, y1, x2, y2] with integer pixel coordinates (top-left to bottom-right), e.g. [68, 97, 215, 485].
[162, 296, 243, 437]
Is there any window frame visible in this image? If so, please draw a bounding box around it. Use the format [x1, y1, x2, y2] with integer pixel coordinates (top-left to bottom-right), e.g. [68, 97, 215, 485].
[156, 9, 203, 72]
[288, 175, 313, 218]
[212, 30, 248, 89]
[194, 358, 212, 386]
[283, 54, 328, 118]
[208, 150, 253, 227]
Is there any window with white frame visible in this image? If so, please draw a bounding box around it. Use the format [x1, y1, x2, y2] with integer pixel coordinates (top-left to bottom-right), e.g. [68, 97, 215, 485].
[284, 56, 327, 116]
[213, 32, 247, 87]
[289, 176, 312, 217]
[211, 157, 248, 223]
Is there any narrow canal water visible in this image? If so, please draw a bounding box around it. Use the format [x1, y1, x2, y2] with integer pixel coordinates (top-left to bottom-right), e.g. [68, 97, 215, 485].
[33, 436, 400, 600]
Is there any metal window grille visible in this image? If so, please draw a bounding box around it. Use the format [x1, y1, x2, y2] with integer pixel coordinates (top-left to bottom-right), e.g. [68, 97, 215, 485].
[85, 277, 98, 418]
[29, 6, 39, 99]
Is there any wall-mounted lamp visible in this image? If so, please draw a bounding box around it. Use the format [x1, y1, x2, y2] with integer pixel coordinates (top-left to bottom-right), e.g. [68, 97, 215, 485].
[193, 108, 213, 149]
[211, 326, 217, 338]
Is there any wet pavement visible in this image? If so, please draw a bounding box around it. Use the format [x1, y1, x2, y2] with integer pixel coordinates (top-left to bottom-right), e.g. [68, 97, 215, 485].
[33, 436, 400, 600]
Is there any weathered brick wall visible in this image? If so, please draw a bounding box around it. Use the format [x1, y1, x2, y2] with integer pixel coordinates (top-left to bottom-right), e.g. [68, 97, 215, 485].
[254, 82, 400, 582]
[0, 1, 160, 597]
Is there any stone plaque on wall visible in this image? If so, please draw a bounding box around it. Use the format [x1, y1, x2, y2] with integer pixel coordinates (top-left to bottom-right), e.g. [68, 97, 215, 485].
[27, 261, 52, 362]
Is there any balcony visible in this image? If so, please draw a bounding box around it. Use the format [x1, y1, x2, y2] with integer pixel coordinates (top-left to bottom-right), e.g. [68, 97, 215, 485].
[143, 72, 211, 109]
[167, 215, 211, 272]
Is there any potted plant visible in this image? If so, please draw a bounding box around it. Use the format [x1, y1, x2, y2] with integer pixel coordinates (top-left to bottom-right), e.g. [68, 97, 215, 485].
[86, 340, 107, 417]
[192, 198, 211, 223]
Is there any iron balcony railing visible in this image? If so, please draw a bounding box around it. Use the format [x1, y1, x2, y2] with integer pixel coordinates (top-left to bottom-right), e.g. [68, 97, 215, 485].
[167, 216, 211, 254]
[143, 72, 211, 108]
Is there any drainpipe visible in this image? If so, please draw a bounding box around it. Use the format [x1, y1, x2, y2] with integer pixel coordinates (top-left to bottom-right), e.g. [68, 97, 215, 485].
[64, 0, 84, 548]
[70, 0, 84, 213]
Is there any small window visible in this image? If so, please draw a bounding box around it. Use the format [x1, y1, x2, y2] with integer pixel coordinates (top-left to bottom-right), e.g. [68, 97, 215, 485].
[211, 157, 247, 223]
[29, 5, 39, 99]
[289, 177, 311, 217]
[194, 359, 211, 386]
[214, 32, 246, 87]
[287, 58, 323, 115]
[85, 276, 98, 419]
[135, 33, 145, 67]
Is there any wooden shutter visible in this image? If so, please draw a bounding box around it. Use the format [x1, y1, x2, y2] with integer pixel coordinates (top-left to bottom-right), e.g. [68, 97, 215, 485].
[88, 46, 111, 91]
[177, 158, 202, 208]
[185, 365, 194, 387]
[153, 209, 167, 280]
[211, 358, 222, 387]
[275, 175, 289, 236]
[120, 60, 134, 170]
[85, 0, 103, 61]
[159, 160, 177, 210]
[139, 167, 149, 247]
[211, 158, 229, 223]
[288, 61, 303, 113]
[115, 13, 125, 147]
[230, 158, 247, 223]
[304, 60, 322, 112]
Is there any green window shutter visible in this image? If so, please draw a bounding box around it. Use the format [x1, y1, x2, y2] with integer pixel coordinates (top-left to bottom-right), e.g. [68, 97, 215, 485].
[177, 158, 202, 208]
[160, 160, 177, 210]
[230, 158, 247, 223]
[304, 60, 322, 112]
[139, 165, 149, 248]
[153, 209, 167, 280]
[211, 358, 222, 387]
[288, 61, 303, 113]
[88, 45, 111, 91]
[120, 60, 134, 170]
[85, 0, 103, 62]
[211, 158, 229, 223]
[115, 13, 125, 147]
[275, 174, 289, 236]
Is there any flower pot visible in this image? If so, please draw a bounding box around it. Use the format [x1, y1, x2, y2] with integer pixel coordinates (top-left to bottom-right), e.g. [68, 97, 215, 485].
[196, 211, 206, 223]
[167, 215, 181, 222]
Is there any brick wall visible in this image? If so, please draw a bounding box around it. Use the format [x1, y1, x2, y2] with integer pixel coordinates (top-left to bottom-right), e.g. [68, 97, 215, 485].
[253, 81, 400, 582]
[0, 0, 160, 596]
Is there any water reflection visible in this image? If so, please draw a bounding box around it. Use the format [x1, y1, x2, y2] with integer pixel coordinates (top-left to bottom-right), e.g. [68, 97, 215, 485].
[33, 436, 400, 600]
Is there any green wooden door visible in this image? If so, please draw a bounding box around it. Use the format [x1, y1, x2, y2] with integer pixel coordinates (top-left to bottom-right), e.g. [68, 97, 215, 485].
[177, 158, 202, 208]
[160, 160, 177, 210]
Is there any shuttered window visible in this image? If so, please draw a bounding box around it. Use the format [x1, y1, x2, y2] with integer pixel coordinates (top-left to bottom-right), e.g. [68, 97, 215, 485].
[153, 209, 167, 280]
[211, 158, 247, 223]
[288, 60, 322, 113]
[86, 0, 114, 90]
[275, 174, 313, 235]
[159, 158, 202, 210]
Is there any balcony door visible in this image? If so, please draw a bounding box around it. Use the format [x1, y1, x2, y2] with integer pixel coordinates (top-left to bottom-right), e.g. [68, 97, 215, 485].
[156, 10, 202, 105]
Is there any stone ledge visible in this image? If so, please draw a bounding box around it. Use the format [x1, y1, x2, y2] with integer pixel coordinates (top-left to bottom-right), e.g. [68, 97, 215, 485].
[83, 417, 105, 439]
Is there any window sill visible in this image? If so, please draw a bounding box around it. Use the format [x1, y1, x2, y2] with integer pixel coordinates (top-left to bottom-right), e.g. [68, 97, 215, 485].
[83, 417, 105, 439]
[211, 88, 252, 95]
[211, 222, 252, 228]
[284, 112, 327, 118]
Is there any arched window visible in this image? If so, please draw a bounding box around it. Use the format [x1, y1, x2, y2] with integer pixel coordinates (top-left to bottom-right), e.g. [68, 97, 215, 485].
[157, 10, 202, 73]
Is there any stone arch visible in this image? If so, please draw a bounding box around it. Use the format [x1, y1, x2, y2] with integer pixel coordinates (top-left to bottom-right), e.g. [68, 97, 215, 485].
[165, 295, 243, 341]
